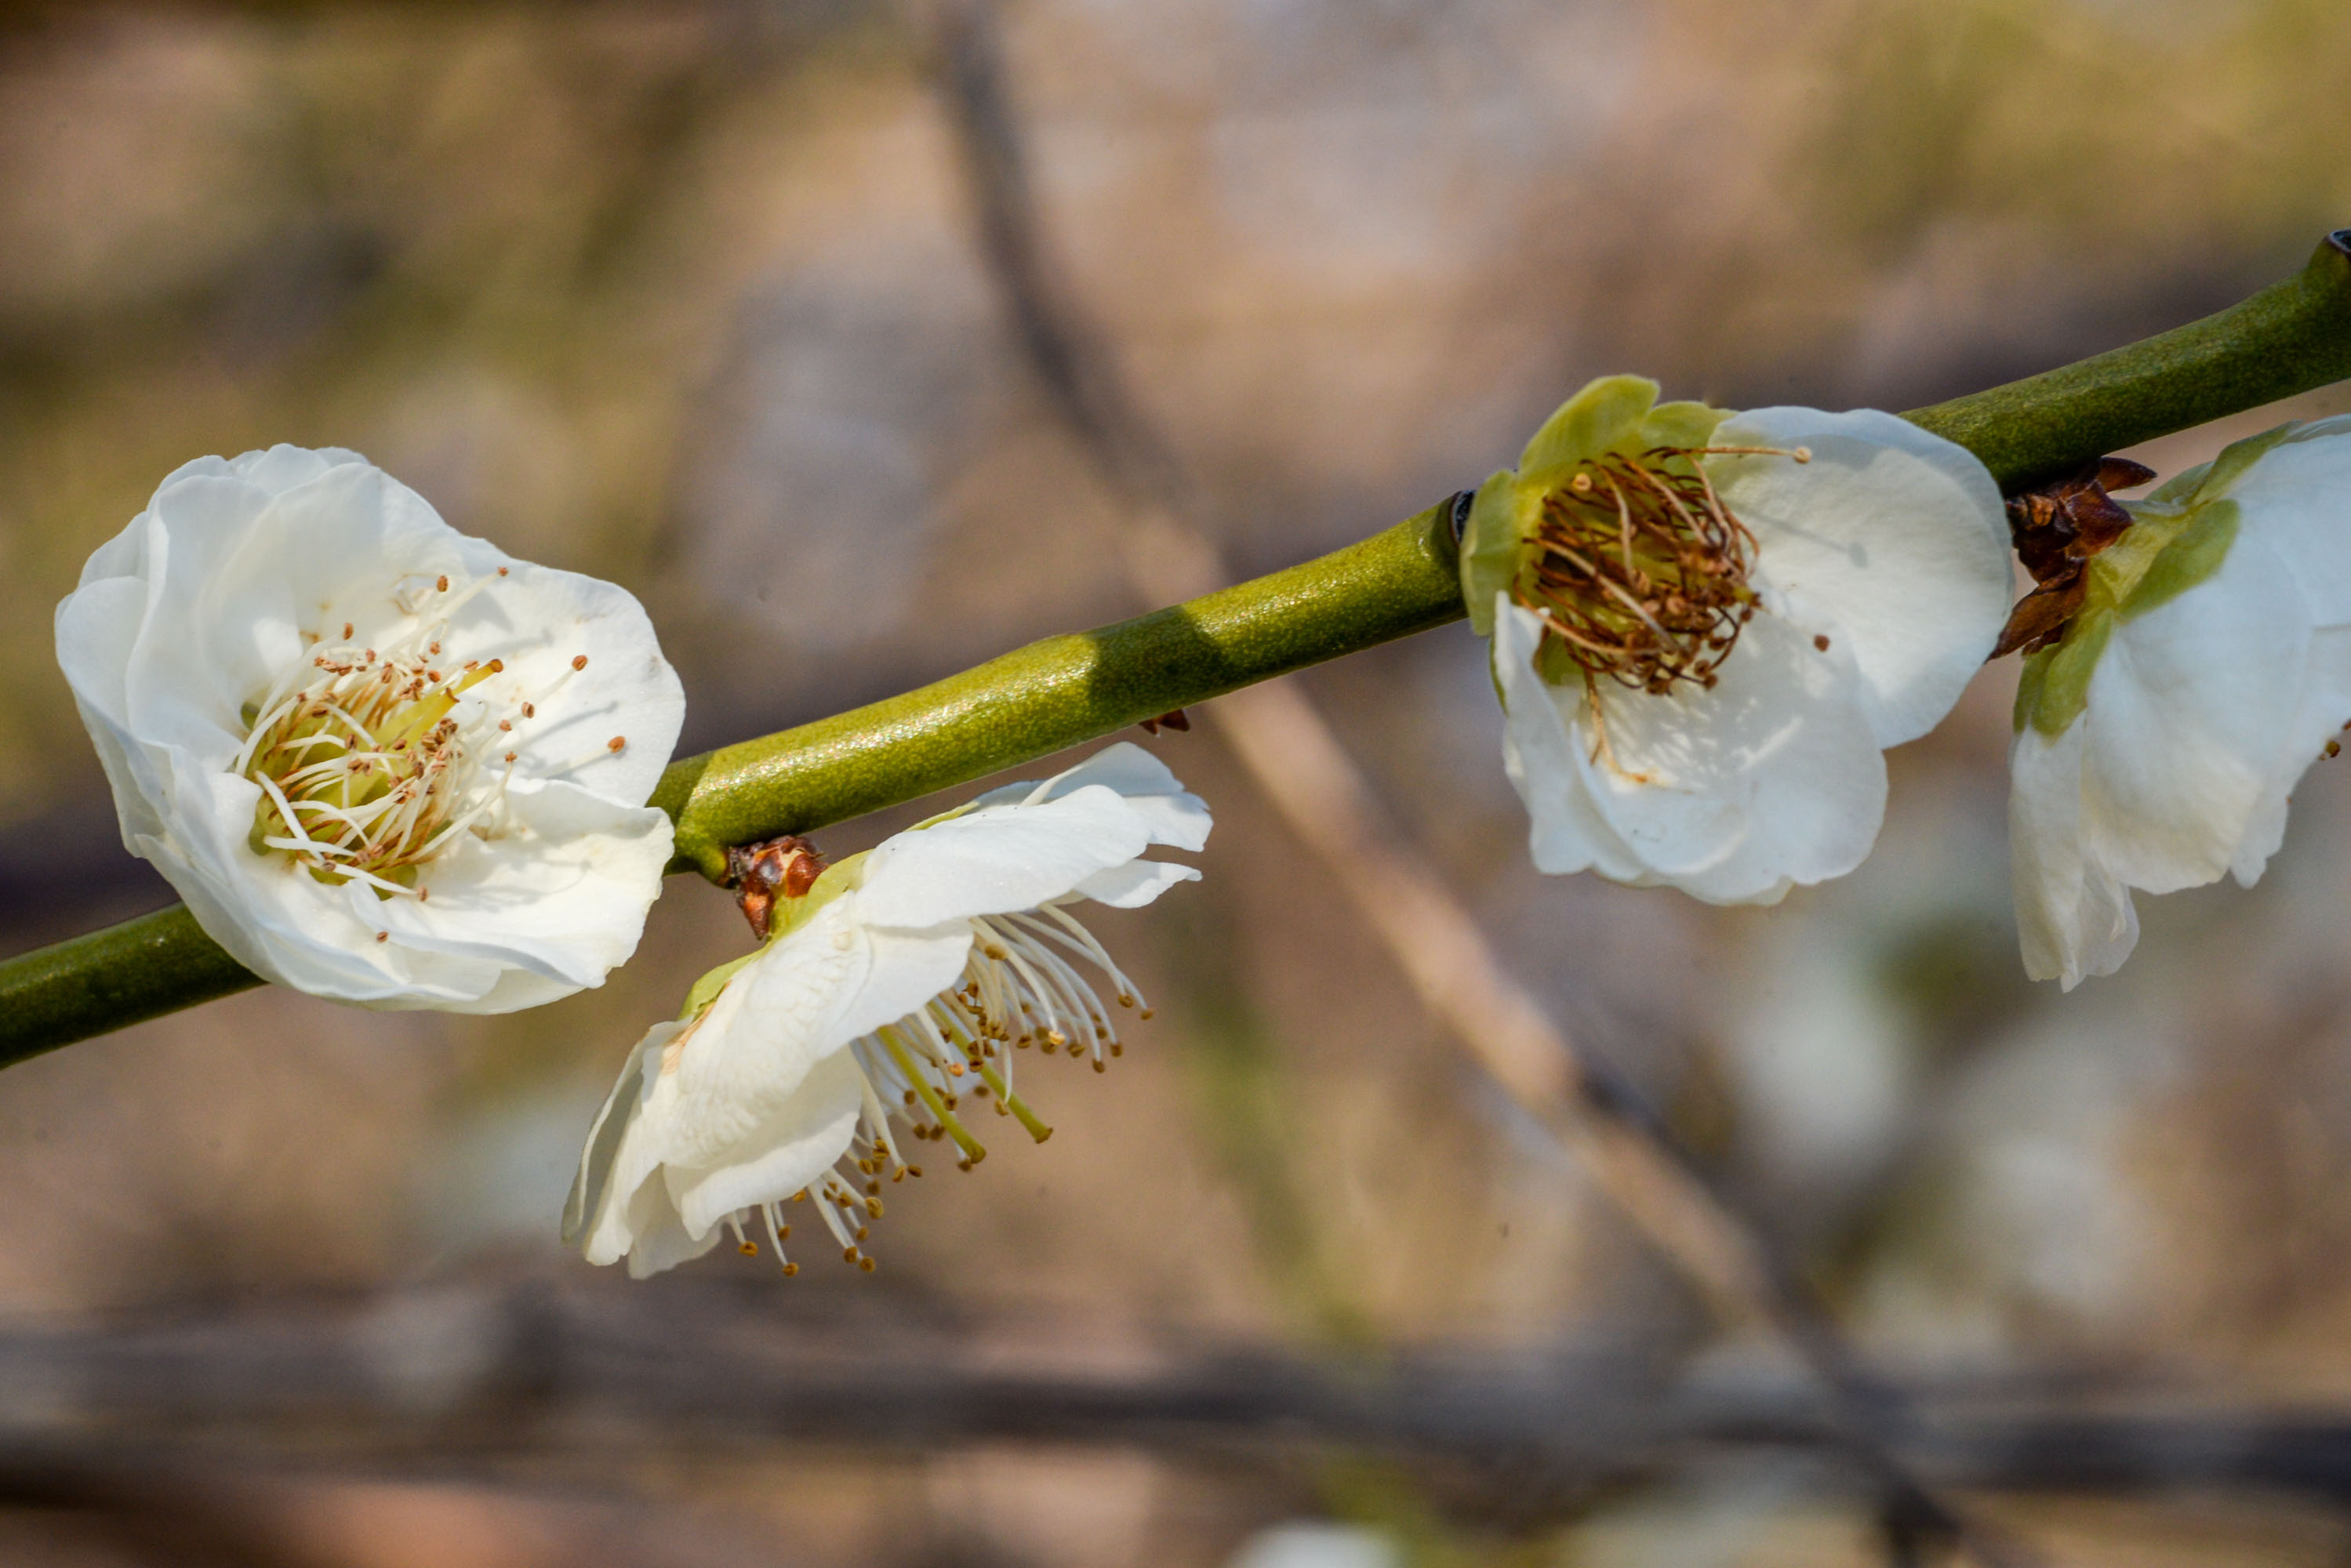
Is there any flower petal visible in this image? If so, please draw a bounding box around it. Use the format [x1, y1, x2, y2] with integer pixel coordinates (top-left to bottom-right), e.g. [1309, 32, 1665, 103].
[1070, 858, 1203, 907]
[1712, 407, 2010, 747]
[2008, 720, 2138, 989]
[2077, 530, 2309, 894]
[1574, 613, 1886, 903]
[2217, 416, 2351, 623]
[667, 1051, 867, 1243]
[1491, 598, 1648, 882]
[856, 788, 1159, 928]
[976, 740, 1212, 852]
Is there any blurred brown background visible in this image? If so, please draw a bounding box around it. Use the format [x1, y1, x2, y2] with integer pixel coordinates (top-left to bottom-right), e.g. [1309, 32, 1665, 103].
[2, 1, 2351, 1563]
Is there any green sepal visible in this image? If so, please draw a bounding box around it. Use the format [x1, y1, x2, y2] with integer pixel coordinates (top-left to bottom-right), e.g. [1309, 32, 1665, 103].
[1641, 399, 1732, 456]
[1517, 375, 1659, 477]
[678, 949, 759, 1021]
[2016, 609, 2113, 737]
[1464, 377, 1738, 648]
[1459, 469, 1527, 638]
[2120, 499, 2239, 619]
[2193, 422, 2299, 503]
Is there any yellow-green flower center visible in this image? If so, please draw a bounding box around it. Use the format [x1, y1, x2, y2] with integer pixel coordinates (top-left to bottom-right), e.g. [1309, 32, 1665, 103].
[238, 646, 510, 895]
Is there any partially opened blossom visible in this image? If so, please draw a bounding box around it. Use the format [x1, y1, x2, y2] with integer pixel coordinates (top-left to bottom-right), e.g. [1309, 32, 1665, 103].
[1461, 375, 2011, 903]
[54, 445, 684, 1012]
[564, 742, 1209, 1279]
[2009, 418, 2351, 987]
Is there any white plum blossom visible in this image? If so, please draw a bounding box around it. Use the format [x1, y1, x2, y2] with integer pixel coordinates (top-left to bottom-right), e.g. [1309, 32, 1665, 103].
[54, 445, 684, 1012]
[1460, 375, 2012, 903]
[564, 742, 1209, 1279]
[2009, 418, 2351, 987]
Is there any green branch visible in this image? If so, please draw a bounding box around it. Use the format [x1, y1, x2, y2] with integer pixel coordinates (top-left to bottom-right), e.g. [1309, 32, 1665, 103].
[5, 230, 2349, 1064]
[1906, 230, 2351, 489]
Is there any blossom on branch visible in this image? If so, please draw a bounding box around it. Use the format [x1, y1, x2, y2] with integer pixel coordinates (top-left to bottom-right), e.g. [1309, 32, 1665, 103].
[2009, 418, 2351, 987]
[564, 742, 1209, 1279]
[54, 445, 684, 1011]
[1461, 375, 2011, 903]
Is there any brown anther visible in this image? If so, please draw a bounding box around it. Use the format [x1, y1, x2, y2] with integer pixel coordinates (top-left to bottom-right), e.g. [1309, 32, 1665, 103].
[2329, 740, 2342, 760]
[428, 642, 440, 655]
[738, 1240, 758, 1257]
[1138, 708, 1191, 736]
[572, 655, 588, 671]
[342, 622, 354, 639]
[859, 1256, 877, 1272]
[376, 931, 388, 943]
[1813, 633, 1831, 652]
[504, 752, 517, 764]
[521, 703, 535, 718]
[435, 575, 449, 592]
[496, 566, 508, 576]
[498, 720, 512, 731]
[781, 1261, 799, 1276]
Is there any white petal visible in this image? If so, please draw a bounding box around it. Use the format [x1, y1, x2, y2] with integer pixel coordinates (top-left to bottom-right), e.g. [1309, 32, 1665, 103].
[856, 789, 1159, 928]
[54, 575, 168, 844]
[2221, 417, 2351, 623]
[565, 1021, 668, 1256]
[1577, 614, 1885, 902]
[657, 902, 964, 1163]
[1492, 597, 1648, 882]
[2077, 532, 2309, 894]
[1070, 858, 1203, 907]
[972, 740, 1212, 851]
[371, 780, 674, 1007]
[1713, 407, 2010, 747]
[667, 1051, 866, 1241]
[450, 562, 685, 808]
[2009, 721, 2138, 989]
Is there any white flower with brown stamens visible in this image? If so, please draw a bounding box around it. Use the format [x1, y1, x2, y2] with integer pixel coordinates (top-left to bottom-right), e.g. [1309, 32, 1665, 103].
[2009, 418, 2351, 988]
[563, 742, 1208, 1279]
[1460, 375, 2011, 904]
[54, 445, 683, 1011]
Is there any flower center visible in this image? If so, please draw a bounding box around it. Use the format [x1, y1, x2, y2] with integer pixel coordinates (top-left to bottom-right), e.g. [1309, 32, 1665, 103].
[721, 901, 1151, 1276]
[232, 571, 592, 899]
[1517, 445, 1802, 696]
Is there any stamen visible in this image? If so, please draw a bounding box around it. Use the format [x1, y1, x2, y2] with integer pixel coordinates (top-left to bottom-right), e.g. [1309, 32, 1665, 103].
[1513, 444, 1804, 700]
[236, 573, 551, 898]
[704, 891, 1147, 1275]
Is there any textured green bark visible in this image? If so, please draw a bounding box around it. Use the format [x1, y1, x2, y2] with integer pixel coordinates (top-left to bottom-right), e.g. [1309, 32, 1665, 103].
[0, 906, 261, 1062]
[655, 500, 1463, 879]
[8, 229, 2351, 1064]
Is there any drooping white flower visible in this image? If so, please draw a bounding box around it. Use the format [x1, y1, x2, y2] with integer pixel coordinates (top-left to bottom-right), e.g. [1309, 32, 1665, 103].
[1460, 375, 2011, 904]
[54, 445, 684, 1012]
[564, 742, 1209, 1279]
[2008, 418, 2351, 987]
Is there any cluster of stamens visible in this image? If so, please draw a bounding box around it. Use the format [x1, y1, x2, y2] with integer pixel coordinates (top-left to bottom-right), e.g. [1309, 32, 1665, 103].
[1517, 445, 1804, 697]
[721, 901, 1150, 1276]
[233, 571, 604, 900]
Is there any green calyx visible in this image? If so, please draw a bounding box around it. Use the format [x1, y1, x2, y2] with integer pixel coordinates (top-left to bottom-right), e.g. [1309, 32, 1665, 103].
[2012, 428, 2290, 737]
[674, 849, 871, 1021]
[1458, 375, 1733, 639]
